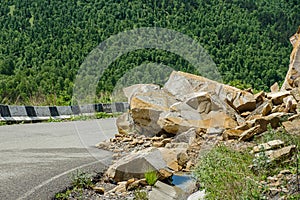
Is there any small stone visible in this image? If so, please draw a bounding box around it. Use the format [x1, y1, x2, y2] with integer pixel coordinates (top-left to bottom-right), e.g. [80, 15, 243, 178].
[252, 140, 284, 153]
[279, 169, 291, 175]
[267, 176, 278, 183]
[238, 125, 260, 141]
[177, 152, 189, 167]
[270, 82, 279, 93]
[112, 153, 120, 159]
[151, 136, 163, 141]
[266, 145, 296, 161]
[126, 178, 136, 185]
[158, 168, 173, 180]
[269, 181, 280, 187]
[144, 142, 152, 147]
[267, 91, 290, 105]
[115, 181, 127, 193]
[269, 187, 280, 196]
[185, 160, 193, 171]
[130, 139, 138, 145]
[93, 186, 105, 194]
[161, 138, 172, 145]
[138, 178, 148, 186]
[123, 137, 132, 142]
[115, 133, 123, 138]
[281, 188, 289, 193]
[241, 111, 251, 117]
[127, 180, 140, 191]
[137, 140, 144, 145]
[168, 161, 180, 172]
[95, 141, 110, 149]
[113, 149, 121, 153]
[153, 141, 164, 147]
[277, 173, 284, 178]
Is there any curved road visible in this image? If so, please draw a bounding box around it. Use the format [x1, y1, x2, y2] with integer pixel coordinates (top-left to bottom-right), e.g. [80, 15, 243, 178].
[0, 118, 117, 200]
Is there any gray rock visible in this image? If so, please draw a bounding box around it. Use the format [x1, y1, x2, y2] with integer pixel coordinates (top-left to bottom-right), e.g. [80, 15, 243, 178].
[149, 181, 187, 200]
[187, 190, 206, 200]
[123, 84, 160, 103]
[172, 128, 196, 145]
[106, 147, 167, 182]
[116, 112, 134, 135]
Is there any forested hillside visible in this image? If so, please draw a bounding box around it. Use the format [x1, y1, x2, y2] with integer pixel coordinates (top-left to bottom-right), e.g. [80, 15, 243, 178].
[0, 0, 299, 105]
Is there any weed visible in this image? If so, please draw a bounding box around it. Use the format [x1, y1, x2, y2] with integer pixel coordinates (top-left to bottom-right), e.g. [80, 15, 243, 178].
[71, 170, 93, 189]
[55, 189, 71, 200]
[144, 170, 158, 186]
[252, 146, 270, 175]
[47, 117, 63, 123]
[95, 112, 121, 119]
[0, 121, 6, 126]
[134, 189, 148, 200]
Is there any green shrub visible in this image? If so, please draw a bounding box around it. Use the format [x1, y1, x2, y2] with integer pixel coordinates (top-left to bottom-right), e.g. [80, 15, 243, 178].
[71, 170, 93, 189]
[0, 121, 6, 126]
[144, 170, 158, 186]
[134, 189, 148, 200]
[55, 189, 71, 200]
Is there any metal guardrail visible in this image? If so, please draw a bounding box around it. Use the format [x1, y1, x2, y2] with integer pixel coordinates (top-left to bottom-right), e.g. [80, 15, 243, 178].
[0, 102, 129, 122]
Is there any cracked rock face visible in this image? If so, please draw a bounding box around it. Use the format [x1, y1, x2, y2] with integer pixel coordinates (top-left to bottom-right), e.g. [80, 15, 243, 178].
[119, 71, 258, 137]
[282, 26, 300, 91]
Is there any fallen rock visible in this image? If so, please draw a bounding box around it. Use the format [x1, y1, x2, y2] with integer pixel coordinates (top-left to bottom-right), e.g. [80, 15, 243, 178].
[267, 91, 290, 105]
[126, 178, 140, 191]
[223, 129, 244, 140]
[270, 82, 280, 93]
[149, 180, 187, 200]
[158, 168, 173, 180]
[283, 96, 297, 113]
[251, 140, 285, 153]
[92, 186, 105, 194]
[165, 71, 256, 112]
[187, 190, 206, 200]
[254, 91, 266, 107]
[130, 90, 177, 136]
[282, 118, 300, 134]
[116, 112, 134, 135]
[123, 84, 160, 102]
[158, 146, 188, 172]
[238, 125, 260, 141]
[266, 145, 296, 162]
[112, 181, 127, 193]
[106, 147, 167, 182]
[177, 152, 189, 167]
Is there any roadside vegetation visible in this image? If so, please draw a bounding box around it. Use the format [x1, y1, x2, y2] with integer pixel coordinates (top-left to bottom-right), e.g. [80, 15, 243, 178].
[55, 170, 95, 200]
[194, 126, 300, 199]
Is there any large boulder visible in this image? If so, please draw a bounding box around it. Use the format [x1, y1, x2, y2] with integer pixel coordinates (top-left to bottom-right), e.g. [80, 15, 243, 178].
[106, 147, 167, 182]
[130, 90, 177, 136]
[157, 92, 240, 135]
[164, 71, 256, 112]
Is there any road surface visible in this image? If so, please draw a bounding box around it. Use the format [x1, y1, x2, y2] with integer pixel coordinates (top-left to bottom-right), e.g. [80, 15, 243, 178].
[0, 118, 117, 200]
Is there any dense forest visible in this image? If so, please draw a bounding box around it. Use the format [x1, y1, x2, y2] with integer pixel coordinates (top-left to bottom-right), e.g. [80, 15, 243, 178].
[0, 0, 299, 105]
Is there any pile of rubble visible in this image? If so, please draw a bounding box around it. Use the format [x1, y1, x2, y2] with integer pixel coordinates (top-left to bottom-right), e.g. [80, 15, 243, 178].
[90, 27, 300, 199]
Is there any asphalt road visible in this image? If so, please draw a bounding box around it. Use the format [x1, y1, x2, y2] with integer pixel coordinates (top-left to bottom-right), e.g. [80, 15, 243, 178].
[0, 118, 117, 200]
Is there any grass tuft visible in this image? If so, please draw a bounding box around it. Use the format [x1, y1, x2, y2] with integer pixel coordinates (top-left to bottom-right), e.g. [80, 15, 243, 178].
[144, 170, 158, 186]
